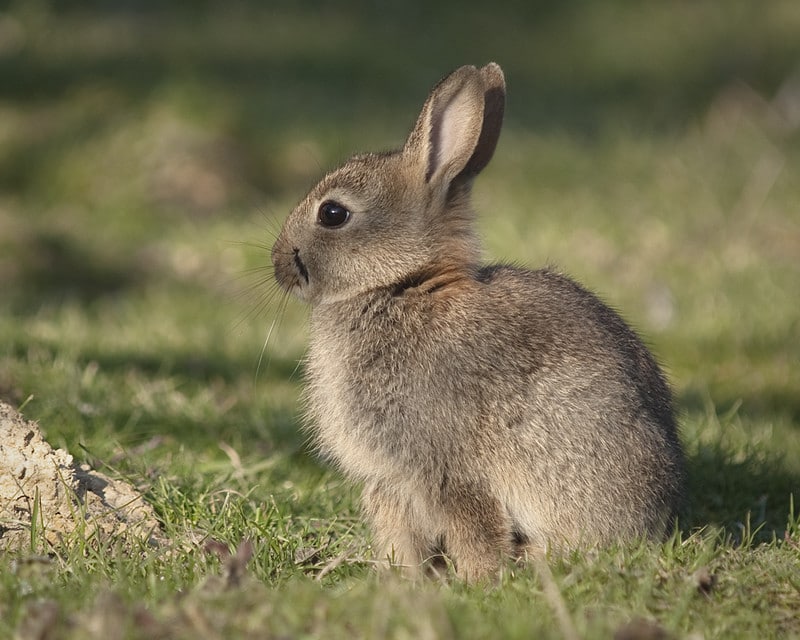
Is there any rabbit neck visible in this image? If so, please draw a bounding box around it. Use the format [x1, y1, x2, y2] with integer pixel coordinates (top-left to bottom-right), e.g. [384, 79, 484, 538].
[390, 263, 478, 297]
[304, 278, 474, 481]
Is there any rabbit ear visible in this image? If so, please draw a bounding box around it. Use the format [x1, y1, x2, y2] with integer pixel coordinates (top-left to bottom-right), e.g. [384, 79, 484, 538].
[404, 65, 487, 186]
[460, 63, 506, 179]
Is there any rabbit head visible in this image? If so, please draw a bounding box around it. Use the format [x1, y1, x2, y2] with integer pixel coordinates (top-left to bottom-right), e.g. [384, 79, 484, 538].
[272, 63, 506, 305]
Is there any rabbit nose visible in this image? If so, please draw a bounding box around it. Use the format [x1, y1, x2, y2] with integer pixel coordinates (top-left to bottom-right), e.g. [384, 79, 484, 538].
[293, 248, 310, 284]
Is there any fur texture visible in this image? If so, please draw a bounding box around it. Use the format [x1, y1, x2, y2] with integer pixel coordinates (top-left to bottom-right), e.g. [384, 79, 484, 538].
[271, 63, 685, 582]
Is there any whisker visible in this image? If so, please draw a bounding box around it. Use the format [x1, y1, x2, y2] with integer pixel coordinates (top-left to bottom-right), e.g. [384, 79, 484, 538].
[228, 269, 274, 287]
[289, 349, 304, 383]
[225, 209, 304, 391]
[255, 290, 292, 385]
[254, 314, 277, 387]
[231, 283, 283, 331]
[228, 239, 278, 252]
[228, 270, 275, 301]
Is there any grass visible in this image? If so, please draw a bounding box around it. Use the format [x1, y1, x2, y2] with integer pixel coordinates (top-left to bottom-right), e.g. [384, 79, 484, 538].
[1, 0, 799, 637]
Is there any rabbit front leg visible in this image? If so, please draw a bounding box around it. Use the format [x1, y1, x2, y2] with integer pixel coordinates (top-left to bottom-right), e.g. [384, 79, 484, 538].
[362, 479, 437, 579]
[441, 482, 514, 583]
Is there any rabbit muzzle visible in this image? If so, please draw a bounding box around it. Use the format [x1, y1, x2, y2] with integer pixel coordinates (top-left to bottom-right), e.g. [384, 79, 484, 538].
[271, 239, 309, 299]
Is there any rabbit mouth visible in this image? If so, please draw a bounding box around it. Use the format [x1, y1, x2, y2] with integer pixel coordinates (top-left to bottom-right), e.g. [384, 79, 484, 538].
[293, 249, 310, 285]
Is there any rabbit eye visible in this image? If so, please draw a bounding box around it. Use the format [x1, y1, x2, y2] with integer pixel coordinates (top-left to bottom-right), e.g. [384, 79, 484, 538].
[317, 201, 351, 228]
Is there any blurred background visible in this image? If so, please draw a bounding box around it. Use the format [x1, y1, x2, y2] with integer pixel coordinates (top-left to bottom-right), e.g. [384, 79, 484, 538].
[0, 0, 798, 531]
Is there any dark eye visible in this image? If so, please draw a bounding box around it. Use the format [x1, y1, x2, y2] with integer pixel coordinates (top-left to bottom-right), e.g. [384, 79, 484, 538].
[317, 201, 351, 228]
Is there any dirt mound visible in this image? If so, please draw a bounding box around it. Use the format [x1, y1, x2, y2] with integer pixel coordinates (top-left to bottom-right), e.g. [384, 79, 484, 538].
[0, 401, 162, 551]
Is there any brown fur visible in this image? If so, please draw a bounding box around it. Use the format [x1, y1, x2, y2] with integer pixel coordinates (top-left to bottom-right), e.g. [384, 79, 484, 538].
[271, 63, 686, 582]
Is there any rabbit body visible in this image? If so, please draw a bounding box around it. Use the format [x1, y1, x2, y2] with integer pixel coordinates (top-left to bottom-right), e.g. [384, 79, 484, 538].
[272, 63, 685, 581]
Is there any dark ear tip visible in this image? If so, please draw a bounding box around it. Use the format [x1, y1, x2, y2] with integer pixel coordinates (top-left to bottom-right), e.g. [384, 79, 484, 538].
[456, 63, 506, 180]
[480, 63, 506, 91]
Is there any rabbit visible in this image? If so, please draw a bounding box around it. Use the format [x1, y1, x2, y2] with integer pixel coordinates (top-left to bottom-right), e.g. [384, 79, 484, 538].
[271, 62, 686, 582]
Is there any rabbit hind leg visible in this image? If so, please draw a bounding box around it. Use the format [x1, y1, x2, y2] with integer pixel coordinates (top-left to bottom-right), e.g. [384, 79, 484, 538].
[441, 487, 515, 583]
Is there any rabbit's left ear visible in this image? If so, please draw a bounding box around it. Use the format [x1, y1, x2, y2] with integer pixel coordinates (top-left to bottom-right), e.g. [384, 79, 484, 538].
[404, 63, 506, 188]
[404, 65, 485, 187]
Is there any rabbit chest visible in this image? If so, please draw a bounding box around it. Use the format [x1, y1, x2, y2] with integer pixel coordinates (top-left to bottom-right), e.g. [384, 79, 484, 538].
[305, 287, 498, 483]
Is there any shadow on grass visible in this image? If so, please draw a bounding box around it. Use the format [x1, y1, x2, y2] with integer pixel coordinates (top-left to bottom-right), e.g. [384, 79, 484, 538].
[0, 231, 146, 313]
[684, 444, 798, 543]
[68, 345, 303, 388]
[84, 346, 309, 453]
[681, 418, 799, 543]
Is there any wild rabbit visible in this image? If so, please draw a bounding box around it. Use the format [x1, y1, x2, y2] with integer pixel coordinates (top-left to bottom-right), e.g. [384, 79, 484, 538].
[271, 63, 686, 582]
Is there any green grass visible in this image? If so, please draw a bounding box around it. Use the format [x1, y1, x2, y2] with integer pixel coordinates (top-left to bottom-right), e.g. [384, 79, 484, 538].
[1, 1, 799, 638]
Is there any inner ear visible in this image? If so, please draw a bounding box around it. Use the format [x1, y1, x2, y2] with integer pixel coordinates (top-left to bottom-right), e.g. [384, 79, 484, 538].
[425, 87, 485, 184]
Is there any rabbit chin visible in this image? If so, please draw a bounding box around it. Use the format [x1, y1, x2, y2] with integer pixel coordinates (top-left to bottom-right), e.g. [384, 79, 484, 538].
[293, 282, 375, 307]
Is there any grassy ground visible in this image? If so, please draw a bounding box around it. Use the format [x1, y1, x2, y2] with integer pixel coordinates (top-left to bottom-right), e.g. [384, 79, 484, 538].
[1, 1, 799, 637]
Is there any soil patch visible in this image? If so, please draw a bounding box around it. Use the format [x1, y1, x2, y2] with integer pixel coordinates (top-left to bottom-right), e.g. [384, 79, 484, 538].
[0, 401, 162, 551]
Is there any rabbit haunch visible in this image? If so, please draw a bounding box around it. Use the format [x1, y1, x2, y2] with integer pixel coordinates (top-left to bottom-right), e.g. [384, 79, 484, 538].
[271, 63, 686, 582]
